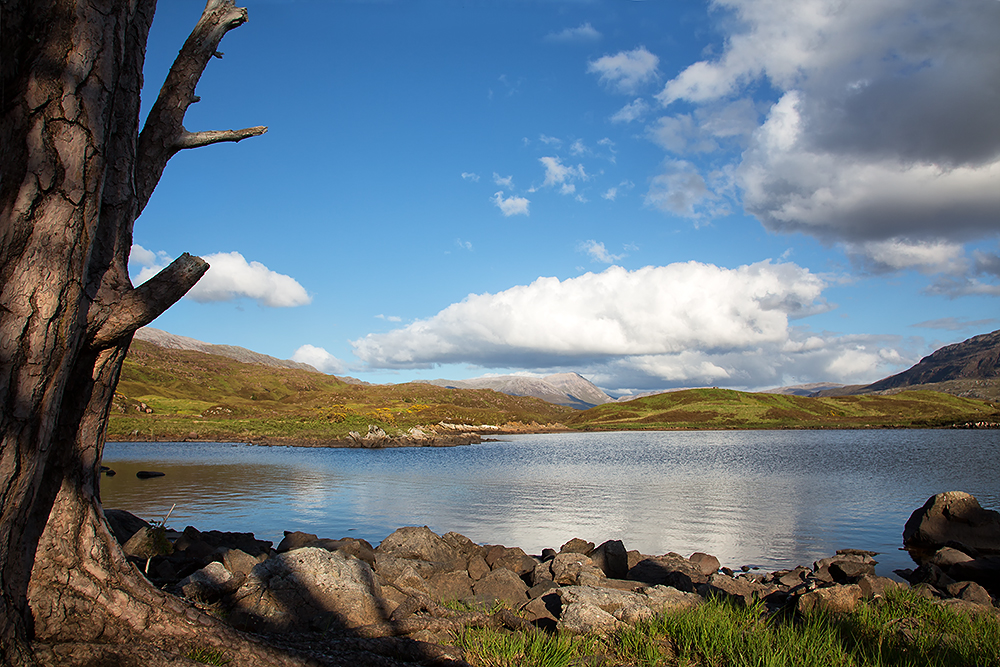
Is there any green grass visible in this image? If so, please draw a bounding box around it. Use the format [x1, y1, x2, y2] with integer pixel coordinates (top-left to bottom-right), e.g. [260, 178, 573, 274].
[184, 646, 231, 665]
[447, 589, 1000, 667]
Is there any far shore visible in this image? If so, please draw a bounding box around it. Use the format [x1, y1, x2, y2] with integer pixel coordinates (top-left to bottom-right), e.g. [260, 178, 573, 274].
[104, 418, 1000, 450]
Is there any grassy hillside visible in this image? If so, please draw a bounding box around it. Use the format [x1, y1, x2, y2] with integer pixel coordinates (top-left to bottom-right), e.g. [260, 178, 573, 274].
[109, 341, 575, 443]
[110, 342, 1000, 443]
[566, 387, 1000, 431]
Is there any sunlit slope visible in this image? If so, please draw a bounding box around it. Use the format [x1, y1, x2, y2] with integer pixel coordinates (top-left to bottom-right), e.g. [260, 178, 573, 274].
[566, 388, 999, 431]
[109, 341, 575, 442]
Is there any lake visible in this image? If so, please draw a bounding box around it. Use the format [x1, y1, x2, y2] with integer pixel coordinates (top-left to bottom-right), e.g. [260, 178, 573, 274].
[101, 429, 1000, 578]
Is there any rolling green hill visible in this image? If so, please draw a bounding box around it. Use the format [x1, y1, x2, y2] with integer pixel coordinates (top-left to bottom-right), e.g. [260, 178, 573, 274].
[109, 340, 1000, 444]
[565, 387, 999, 431]
[108, 340, 575, 444]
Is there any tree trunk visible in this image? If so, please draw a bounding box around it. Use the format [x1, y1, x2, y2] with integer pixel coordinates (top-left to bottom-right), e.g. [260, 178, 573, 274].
[0, 1, 264, 664]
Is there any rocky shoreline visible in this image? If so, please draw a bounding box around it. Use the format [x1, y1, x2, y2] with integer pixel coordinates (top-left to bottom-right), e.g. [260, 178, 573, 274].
[105, 491, 999, 650]
[108, 421, 573, 449]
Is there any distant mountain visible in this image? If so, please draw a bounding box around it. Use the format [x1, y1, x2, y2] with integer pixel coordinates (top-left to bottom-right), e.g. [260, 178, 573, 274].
[421, 373, 614, 410]
[134, 327, 319, 373]
[761, 382, 846, 397]
[865, 329, 1000, 391]
[814, 329, 1000, 401]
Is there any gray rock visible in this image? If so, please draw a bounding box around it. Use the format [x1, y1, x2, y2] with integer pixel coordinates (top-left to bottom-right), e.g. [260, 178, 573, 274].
[903, 492, 1000, 556]
[627, 553, 709, 592]
[909, 562, 957, 589]
[441, 531, 484, 560]
[122, 526, 172, 559]
[220, 547, 261, 577]
[472, 568, 529, 606]
[467, 555, 490, 581]
[376, 526, 465, 573]
[485, 545, 537, 577]
[948, 556, 1000, 594]
[689, 552, 721, 577]
[426, 570, 474, 603]
[641, 585, 702, 613]
[104, 509, 150, 545]
[557, 601, 622, 635]
[589, 540, 629, 579]
[945, 580, 994, 606]
[177, 561, 240, 600]
[231, 547, 388, 631]
[522, 593, 560, 629]
[813, 553, 877, 584]
[702, 573, 766, 607]
[548, 552, 604, 586]
[560, 538, 595, 554]
[927, 546, 975, 569]
[856, 574, 907, 598]
[797, 584, 863, 614]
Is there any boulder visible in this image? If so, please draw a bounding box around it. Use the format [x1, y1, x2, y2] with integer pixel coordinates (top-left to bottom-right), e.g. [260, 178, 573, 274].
[557, 601, 622, 635]
[546, 552, 604, 587]
[175, 525, 271, 558]
[467, 555, 490, 581]
[104, 509, 149, 545]
[640, 585, 702, 613]
[521, 593, 560, 630]
[276, 530, 320, 552]
[903, 492, 1000, 556]
[589, 540, 629, 579]
[627, 553, 709, 592]
[220, 547, 262, 578]
[813, 552, 877, 584]
[774, 566, 810, 588]
[560, 538, 595, 554]
[376, 526, 465, 573]
[702, 573, 767, 607]
[926, 546, 975, 569]
[277, 531, 376, 566]
[472, 568, 528, 606]
[177, 561, 240, 601]
[231, 547, 388, 631]
[948, 556, 1000, 594]
[441, 531, 485, 561]
[425, 570, 474, 603]
[945, 581, 994, 606]
[797, 584, 863, 615]
[689, 552, 721, 577]
[485, 545, 536, 577]
[856, 574, 907, 598]
[122, 526, 172, 559]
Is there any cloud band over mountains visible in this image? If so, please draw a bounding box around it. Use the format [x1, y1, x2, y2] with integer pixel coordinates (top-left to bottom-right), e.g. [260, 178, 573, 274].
[348, 260, 906, 389]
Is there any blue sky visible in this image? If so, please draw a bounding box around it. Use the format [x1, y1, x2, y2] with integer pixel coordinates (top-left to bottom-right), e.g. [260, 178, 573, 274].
[130, 0, 1000, 394]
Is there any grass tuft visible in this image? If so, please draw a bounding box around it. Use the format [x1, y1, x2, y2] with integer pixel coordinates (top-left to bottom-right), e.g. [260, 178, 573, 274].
[447, 588, 1000, 667]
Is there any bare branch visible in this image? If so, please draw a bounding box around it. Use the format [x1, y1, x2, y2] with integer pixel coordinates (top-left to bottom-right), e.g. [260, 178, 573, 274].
[135, 0, 262, 212]
[174, 125, 267, 150]
[89, 254, 209, 349]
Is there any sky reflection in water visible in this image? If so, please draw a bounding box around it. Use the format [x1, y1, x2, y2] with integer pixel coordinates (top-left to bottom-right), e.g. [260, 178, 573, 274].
[102, 429, 1000, 577]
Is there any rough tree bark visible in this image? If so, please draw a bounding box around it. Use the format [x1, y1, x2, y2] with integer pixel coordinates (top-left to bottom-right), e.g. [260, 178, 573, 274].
[0, 1, 267, 664]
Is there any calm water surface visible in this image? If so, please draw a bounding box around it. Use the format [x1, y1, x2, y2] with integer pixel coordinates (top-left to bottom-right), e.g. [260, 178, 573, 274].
[102, 429, 1000, 577]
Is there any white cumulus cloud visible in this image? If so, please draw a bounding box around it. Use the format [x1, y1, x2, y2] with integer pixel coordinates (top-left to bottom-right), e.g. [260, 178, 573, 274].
[578, 240, 625, 263]
[539, 156, 587, 190]
[292, 344, 345, 374]
[588, 47, 660, 95]
[545, 22, 602, 43]
[351, 260, 836, 380]
[130, 246, 311, 308]
[491, 191, 530, 216]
